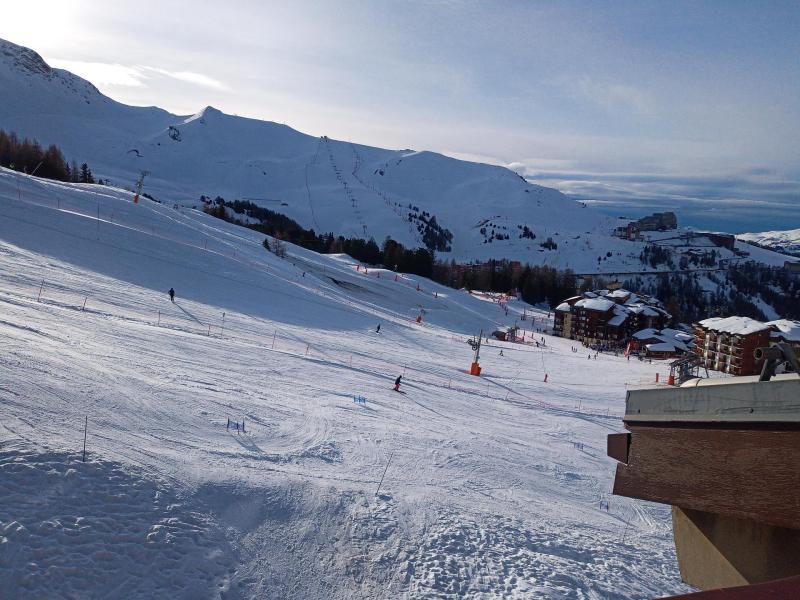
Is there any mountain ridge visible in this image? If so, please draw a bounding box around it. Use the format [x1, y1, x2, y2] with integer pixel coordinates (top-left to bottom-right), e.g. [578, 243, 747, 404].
[738, 228, 800, 257]
[0, 38, 606, 261]
[0, 37, 793, 275]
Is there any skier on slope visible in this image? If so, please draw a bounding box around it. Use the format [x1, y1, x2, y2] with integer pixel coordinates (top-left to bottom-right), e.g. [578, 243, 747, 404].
[376, 324, 381, 334]
[168, 288, 175, 303]
[394, 375, 402, 392]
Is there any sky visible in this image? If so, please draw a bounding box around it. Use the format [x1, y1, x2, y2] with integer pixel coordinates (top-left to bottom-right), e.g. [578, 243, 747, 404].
[1, 0, 798, 233]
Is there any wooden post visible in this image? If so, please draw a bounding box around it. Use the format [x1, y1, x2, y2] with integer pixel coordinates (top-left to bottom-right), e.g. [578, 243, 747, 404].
[82, 297, 87, 311]
[37, 280, 44, 302]
[208, 324, 211, 336]
[272, 330, 276, 349]
[305, 344, 309, 355]
[82, 416, 88, 462]
[157, 311, 161, 326]
[221, 312, 225, 335]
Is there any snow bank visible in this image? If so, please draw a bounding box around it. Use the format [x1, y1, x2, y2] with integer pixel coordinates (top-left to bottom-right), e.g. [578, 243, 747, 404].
[0, 440, 236, 597]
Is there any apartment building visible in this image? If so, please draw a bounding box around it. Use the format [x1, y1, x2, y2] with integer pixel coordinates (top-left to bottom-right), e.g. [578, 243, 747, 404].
[693, 317, 773, 376]
[554, 289, 670, 347]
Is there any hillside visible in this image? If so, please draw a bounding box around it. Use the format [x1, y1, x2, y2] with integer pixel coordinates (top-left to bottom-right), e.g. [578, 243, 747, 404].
[4, 37, 793, 278]
[0, 167, 694, 598]
[0, 38, 594, 263]
[738, 228, 800, 257]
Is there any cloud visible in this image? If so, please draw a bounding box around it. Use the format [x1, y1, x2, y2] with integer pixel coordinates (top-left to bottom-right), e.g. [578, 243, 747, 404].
[521, 165, 800, 233]
[48, 58, 229, 91]
[555, 74, 655, 116]
[49, 59, 147, 87]
[139, 67, 229, 91]
[507, 158, 577, 172]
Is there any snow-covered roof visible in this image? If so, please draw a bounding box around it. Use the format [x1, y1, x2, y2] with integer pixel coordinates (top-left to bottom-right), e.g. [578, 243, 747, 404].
[626, 304, 667, 318]
[633, 328, 658, 340]
[563, 289, 671, 322]
[698, 316, 772, 336]
[555, 302, 572, 312]
[608, 313, 627, 326]
[767, 319, 800, 342]
[633, 328, 692, 352]
[574, 297, 615, 312]
[645, 342, 678, 353]
[662, 328, 694, 343]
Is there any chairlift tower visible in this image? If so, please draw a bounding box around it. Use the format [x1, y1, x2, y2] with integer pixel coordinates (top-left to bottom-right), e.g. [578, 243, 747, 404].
[468, 329, 482, 375]
[133, 170, 150, 204]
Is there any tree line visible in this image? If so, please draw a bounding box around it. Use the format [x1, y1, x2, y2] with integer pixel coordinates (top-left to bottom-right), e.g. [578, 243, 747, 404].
[203, 197, 584, 306]
[202, 197, 436, 278]
[431, 259, 577, 307]
[622, 262, 799, 324]
[201, 196, 799, 320]
[0, 129, 98, 184]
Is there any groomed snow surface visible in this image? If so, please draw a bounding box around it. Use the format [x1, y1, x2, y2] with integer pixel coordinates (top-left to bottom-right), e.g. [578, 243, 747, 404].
[0, 169, 692, 598]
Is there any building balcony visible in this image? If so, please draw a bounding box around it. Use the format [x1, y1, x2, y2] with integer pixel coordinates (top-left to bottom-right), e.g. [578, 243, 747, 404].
[608, 375, 800, 591]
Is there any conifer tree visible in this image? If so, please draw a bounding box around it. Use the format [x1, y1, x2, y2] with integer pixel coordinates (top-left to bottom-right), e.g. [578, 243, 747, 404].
[79, 163, 95, 184]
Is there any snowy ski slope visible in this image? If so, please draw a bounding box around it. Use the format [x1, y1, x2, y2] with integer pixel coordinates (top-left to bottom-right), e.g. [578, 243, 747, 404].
[0, 168, 693, 598]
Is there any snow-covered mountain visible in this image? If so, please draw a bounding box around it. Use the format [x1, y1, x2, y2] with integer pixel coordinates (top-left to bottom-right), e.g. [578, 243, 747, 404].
[738, 228, 800, 257]
[0, 38, 176, 160]
[0, 37, 794, 275]
[0, 39, 594, 261]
